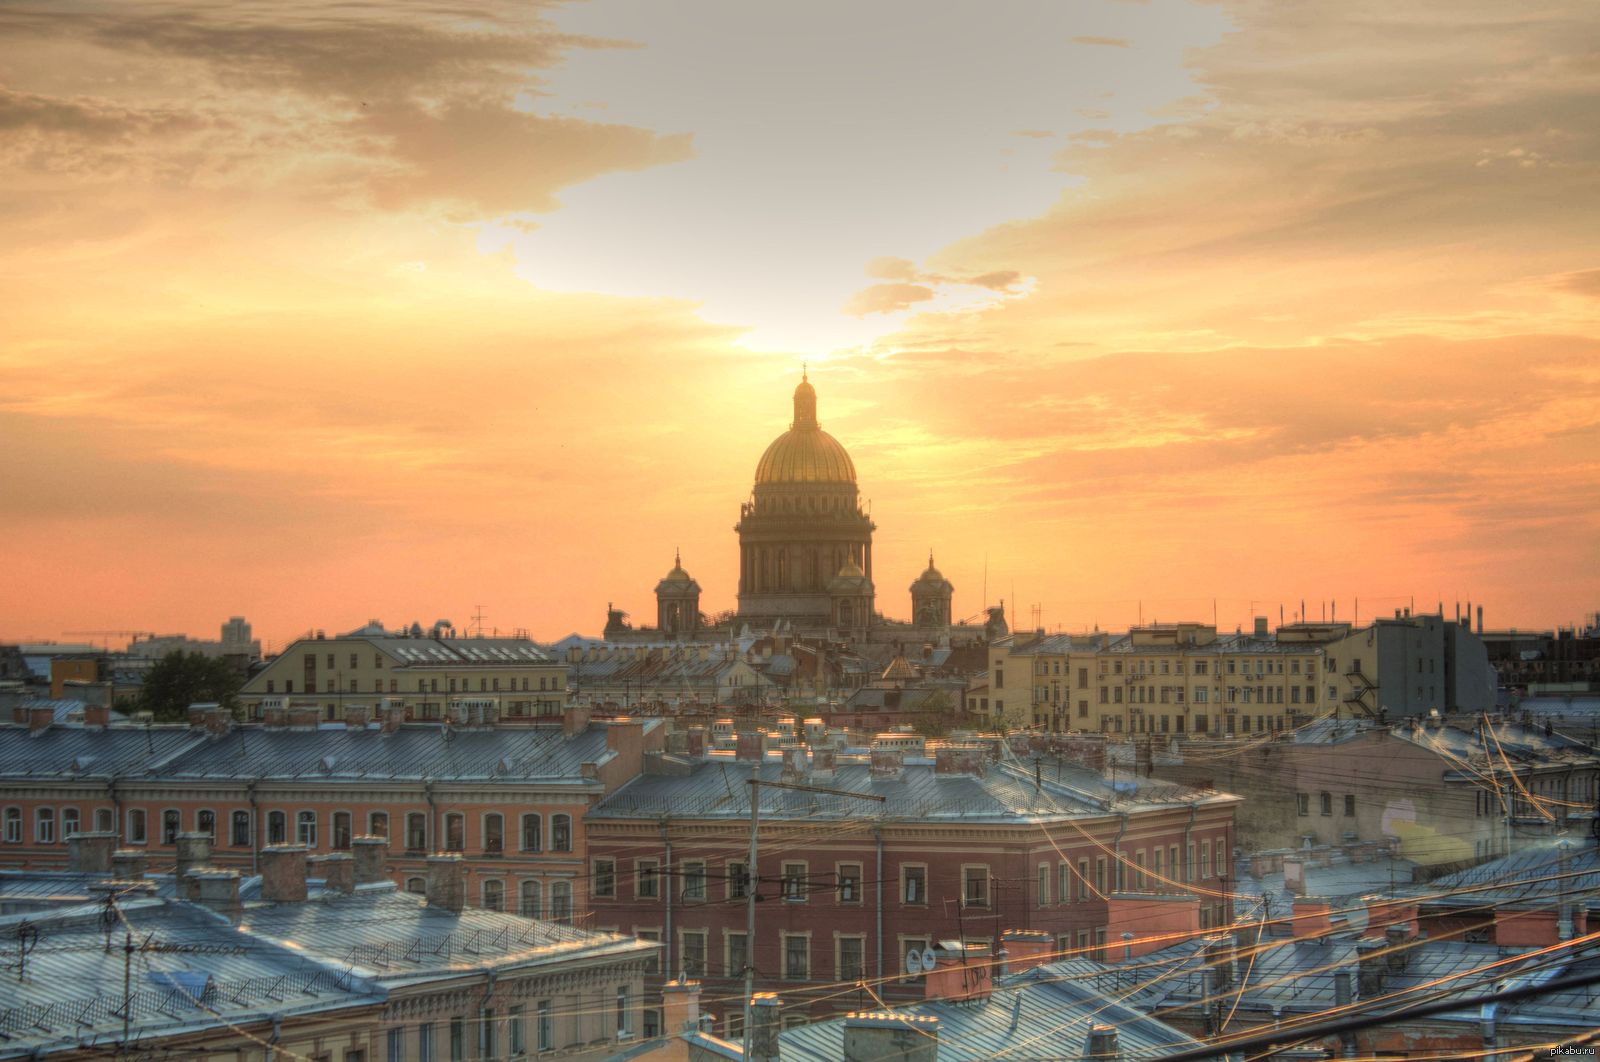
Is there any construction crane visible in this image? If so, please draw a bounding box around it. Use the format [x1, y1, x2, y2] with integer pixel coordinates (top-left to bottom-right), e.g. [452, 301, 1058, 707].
[63, 630, 157, 651]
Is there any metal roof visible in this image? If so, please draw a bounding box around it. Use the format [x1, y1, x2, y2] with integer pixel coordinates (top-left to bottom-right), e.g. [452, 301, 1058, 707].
[0, 725, 203, 780]
[589, 759, 1224, 824]
[159, 725, 613, 783]
[1419, 840, 1600, 909]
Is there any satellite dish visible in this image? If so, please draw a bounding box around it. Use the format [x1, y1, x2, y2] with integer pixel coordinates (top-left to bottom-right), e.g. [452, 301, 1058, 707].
[920, 947, 937, 971]
[905, 949, 924, 974]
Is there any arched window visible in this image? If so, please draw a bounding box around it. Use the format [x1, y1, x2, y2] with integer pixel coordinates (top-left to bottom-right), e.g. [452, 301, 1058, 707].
[551, 815, 571, 852]
[36, 807, 55, 844]
[550, 881, 572, 923]
[195, 809, 213, 839]
[406, 877, 426, 895]
[406, 813, 427, 851]
[3, 808, 20, 844]
[332, 812, 352, 849]
[231, 811, 251, 847]
[445, 813, 465, 852]
[161, 809, 180, 845]
[94, 808, 114, 833]
[482, 880, 504, 911]
[368, 811, 389, 839]
[484, 813, 503, 855]
[521, 814, 542, 852]
[296, 810, 317, 847]
[519, 880, 542, 918]
[62, 807, 81, 839]
[267, 811, 287, 845]
[127, 809, 147, 845]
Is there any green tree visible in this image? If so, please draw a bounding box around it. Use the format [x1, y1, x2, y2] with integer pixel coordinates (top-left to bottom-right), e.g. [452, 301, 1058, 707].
[137, 651, 242, 722]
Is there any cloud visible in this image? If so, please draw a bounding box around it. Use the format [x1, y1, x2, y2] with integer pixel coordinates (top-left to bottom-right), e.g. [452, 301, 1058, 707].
[1071, 35, 1131, 47]
[864, 256, 917, 281]
[1553, 268, 1600, 296]
[843, 282, 935, 316]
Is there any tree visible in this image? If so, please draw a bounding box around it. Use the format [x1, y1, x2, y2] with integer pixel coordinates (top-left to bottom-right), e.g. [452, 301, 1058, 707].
[137, 651, 243, 722]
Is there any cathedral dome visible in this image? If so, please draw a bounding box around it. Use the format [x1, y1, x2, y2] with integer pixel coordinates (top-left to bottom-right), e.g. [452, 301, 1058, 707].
[753, 372, 857, 486]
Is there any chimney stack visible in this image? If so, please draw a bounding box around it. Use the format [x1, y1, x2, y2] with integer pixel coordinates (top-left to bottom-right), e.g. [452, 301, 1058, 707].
[1000, 930, 1054, 973]
[352, 835, 389, 885]
[563, 705, 591, 736]
[83, 703, 111, 728]
[662, 980, 702, 1034]
[28, 705, 54, 733]
[426, 853, 465, 912]
[189, 868, 242, 920]
[841, 1012, 941, 1062]
[174, 831, 213, 899]
[261, 844, 309, 903]
[1084, 1024, 1119, 1060]
[345, 705, 370, 729]
[1356, 937, 1385, 996]
[748, 993, 782, 1062]
[308, 852, 355, 894]
[1384, 924, 1411, 971]
[112, 848, 148, 881]
[67, 831, 118, 874]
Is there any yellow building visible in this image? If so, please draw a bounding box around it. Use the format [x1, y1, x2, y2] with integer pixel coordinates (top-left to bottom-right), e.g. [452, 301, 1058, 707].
[240, 631, 568, 723]
[986, 621, 1331, 737]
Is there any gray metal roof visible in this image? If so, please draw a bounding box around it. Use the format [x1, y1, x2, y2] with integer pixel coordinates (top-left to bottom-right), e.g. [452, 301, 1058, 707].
[589, 759, 1224, 823]
[778, 960, 1203, 1061]
[0, 898, 384, 1058]
[159, 724, 613, 783]
[1419, 839, 1600, 909]
[0, 725, 203, 780]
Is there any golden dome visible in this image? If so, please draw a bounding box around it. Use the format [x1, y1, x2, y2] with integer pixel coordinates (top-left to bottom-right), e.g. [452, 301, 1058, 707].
[753, 372, 857, 486]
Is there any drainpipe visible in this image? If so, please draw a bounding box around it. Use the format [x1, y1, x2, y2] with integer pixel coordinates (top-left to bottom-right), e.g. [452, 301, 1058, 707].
[660, 816, 673, 979]
[1111, 812, 1129, 892]
[874, 824, 885, 985]
[247, 781, 259, 875]
[266, 1014, 283, 1062]
[425, 780, 438, 853]
[107, 777, 121, 846]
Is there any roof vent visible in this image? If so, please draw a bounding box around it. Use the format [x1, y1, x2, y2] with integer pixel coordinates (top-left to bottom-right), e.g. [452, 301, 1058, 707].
[320, 755, 338, 774]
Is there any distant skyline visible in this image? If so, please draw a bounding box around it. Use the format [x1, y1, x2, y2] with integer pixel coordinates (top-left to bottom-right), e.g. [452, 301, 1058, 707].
[2, 1, 1596, 649]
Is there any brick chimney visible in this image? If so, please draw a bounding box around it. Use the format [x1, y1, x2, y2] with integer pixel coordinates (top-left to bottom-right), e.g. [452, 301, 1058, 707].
[736, 730, 765, 763]
[1282, 856, 1306, 896]
[1084, 1024, 1119, 1060]
[83, 704, 111, 728]
[174, 831, 213, 899]
[1293, 897, 1334, 938]
[308, 852, 355, 894]
[1000, 929, 1054, 973]
[1104, 894, 1201, 959]
[262, 704, 287, 727]
[869, 748, 903, 779]
[287, 706, 319, 729]
[1383, 924, 1412, 972]
[662, 980, 701, 1034]
[67, 831, 118, 874]
[748, 993, 782, 1062]
[563, 705, 591, 736]
[1356, 937, 1385, 996]
[28, 705, 54, 733]
[345, 705, 370, 729]
[189, 868, 242, 920]
[1495, 909, 1561, 948]
[841, 1012, 940, 1062]
[261, 844, 309, 903]
[924, 941, 992, 1002]
[780, 745, 808, 783]
[934, 746, 988, 777]
[352, 835, 388, 885]
[426, 853, 464, 912]
[112, 848, 148, 880]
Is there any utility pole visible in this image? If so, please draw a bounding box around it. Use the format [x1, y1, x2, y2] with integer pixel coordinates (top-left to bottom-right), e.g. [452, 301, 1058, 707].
[742, 773, 884, 1059]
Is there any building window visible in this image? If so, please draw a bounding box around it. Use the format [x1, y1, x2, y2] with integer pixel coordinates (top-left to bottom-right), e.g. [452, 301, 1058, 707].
[681, 930, 707, 977]
[837, 863, 861, 903]
[369, 811, 388, 838]
[616, 987, 631, 1039]
[1201, 840, 1212, 880]
[963, 866, 989, 908]
[728, 860, 748, 899]
[594, 859, 616, 898]
[1038, 863, 1050, 905]
[726, 931, 748, 977]
[903, 864, 927, 905]
[482, 880, 504, 911]
[387, 1027, 404, 1062]
[483, 813, 503, 855]
[161, 809, 180, 845]
[783, 934, 810, 980]
[1320, 792, 1333, 816]
[520, 814, 541, 852]
[418, 1023, 433, 1062]
[537, 1002, 553, 1053]
[637, 859, 659, 899]
[127, 809, 147, 845]
[682, 861, 706, 901]
[61, 806, 80, 839]
[508, 1006, 525, 1058]
[782, 861, 808, 901]
[1345, 795, 1356, 817]
[445, 813, 465, 852]
[519, 880, 542, 918]
[406, 813, 427, 851]
[838, 935, 865, 982]
[332, 811, 352, 849]
[551, 814, 571, 852]
[550, 881, 572, 922]
[3, 807, 21, 843]
[1296, 792, 1310, 817]
[231, 810, 251, 847]
[297, 811, 317, 847]
[449, 1017, 464, 1062]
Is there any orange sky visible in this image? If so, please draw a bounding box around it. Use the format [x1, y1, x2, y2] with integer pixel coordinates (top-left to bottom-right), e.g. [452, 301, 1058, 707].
[2, 1, 1597, 652]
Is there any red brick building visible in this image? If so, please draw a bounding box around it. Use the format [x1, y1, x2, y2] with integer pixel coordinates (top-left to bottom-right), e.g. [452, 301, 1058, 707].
[583, 741, 1239, 1035]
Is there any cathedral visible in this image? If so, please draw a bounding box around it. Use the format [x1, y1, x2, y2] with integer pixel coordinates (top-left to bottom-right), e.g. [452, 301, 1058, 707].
[605, 372, 963, 646]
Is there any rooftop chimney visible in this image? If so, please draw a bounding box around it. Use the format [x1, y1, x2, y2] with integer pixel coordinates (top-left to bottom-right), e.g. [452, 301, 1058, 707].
[189, 868, 242, 920]
[261, 844, 309, 903]
[1356, 937, 1385, 996]
[1084, 1024, 1119, 1060]
[563, 705, 591, 736]
[83, 703, 110, 728]
[870, 748, 903, 779]
[426, 853, 464, 912]
[841, 1012, 941, 1062]
[379, 703, 403, 733]
[1384, 924, 1411, 971]
[308, 852, 354, 894]
[345, 705, 370, 729]
[736, 730, 765, 763]
[749, 993, 783, 1062]
[352, 835, 389, 885]
[67, 831, 118, 874]
[811, 745, 837, 781]
[1293, 897, 1334, 938]
[934, 746, 988, 777]
[287, 706, 319, 729]
[174, 831, 213, 899]
[28, 705, 54, 733]
[112, 848, 148, 881]
[1254, 616, 1269, 638]
[1001, 930, 1054, 973]
[662, 980, 701, 1035]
